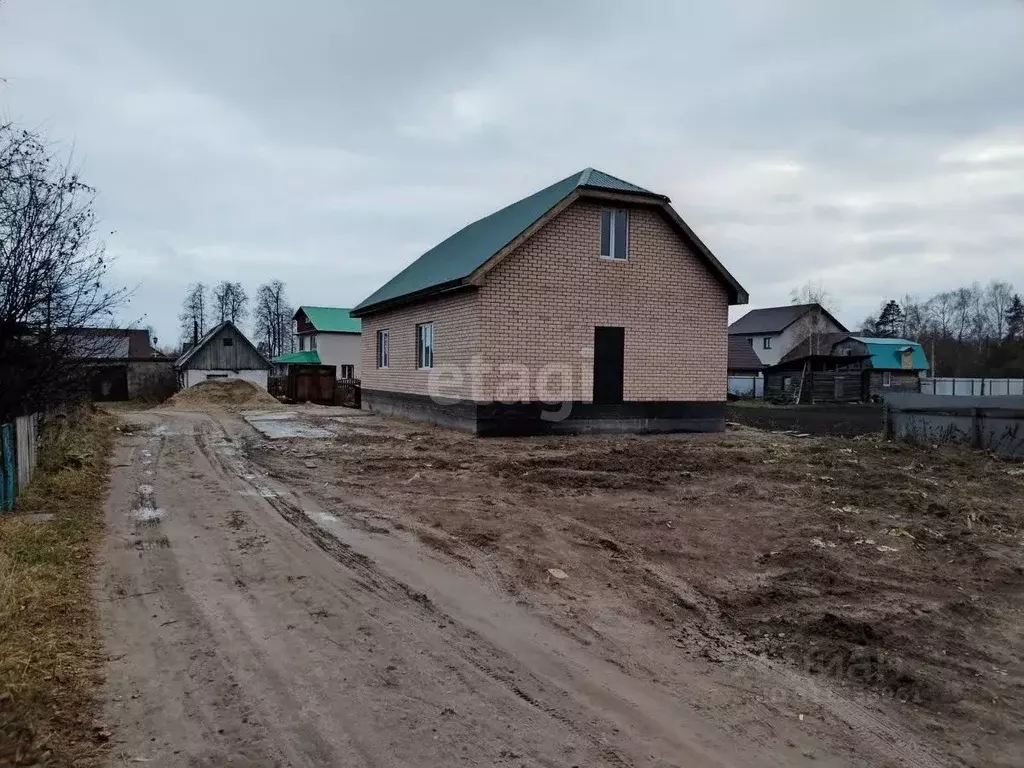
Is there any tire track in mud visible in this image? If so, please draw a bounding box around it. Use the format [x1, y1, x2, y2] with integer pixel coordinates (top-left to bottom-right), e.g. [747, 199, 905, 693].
[194, 418, 636, 768]
[556, 514, 946, 768]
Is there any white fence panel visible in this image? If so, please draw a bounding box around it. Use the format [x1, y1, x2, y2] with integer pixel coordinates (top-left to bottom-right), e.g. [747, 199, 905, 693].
[920, 378, 1024, 397]
[728, 375, 764, 398]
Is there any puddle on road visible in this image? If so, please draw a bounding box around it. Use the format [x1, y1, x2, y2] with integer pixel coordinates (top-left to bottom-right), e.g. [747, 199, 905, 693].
[132, 505, 165, 523]
[132, 482, 165, 523]
[244, 412, 336, 440]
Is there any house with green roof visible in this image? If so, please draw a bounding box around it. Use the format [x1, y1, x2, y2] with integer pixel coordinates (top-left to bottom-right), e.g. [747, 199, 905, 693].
[763, 334, 929, 403]
[350, 168, 748, 435]
[272, 306, 362, 380]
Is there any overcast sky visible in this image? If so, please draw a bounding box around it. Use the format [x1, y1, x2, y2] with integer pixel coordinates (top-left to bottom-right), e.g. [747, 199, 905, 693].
[2, 0, 1023, 345]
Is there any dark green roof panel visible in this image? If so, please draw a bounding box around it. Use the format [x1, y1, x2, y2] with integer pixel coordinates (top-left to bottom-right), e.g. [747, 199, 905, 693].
[272, 350, 322, 365]
[298, 306, 361, 333]
[353, 168, 663, 313]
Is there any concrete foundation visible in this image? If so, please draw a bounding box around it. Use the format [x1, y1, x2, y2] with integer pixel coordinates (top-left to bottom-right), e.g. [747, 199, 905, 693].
[362, 390, 725, 436]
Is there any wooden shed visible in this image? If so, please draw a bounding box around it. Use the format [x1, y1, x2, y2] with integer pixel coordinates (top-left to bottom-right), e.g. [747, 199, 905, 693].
[175, 321, 272, 390]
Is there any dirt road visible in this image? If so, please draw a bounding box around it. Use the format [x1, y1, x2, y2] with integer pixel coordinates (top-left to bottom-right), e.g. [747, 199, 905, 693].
[96, 408, 942, 767]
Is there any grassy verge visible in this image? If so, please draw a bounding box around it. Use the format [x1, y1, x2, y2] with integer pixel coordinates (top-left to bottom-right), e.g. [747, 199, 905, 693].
[0, 409, 117, 766]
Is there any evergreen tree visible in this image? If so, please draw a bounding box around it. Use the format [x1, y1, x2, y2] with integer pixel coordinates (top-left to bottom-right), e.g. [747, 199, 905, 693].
[1007, 294, 1024, 341]
[875, 299, 905, 338]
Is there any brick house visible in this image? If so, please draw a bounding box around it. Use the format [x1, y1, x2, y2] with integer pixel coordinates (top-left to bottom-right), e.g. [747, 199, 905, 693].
[350, 168, 748, 435]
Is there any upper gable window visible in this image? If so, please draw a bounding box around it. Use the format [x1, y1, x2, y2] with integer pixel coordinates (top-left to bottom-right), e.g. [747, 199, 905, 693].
[600, 210, 629, 260]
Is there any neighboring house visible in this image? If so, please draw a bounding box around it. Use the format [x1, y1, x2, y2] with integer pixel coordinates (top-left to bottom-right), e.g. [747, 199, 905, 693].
[728, 303, 847, 366]
[727, 336, 764, 376]
[726, 336, 765, 398]
[175, 321, 272, 390]
[764, 335, 928, 403]
[64, 327, 174, 401]
[273, 306, 362, 379]
[350, 168, 748, 435]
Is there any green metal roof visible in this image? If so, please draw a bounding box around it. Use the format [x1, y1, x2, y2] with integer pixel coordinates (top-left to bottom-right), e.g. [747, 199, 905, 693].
[851, 337, 929, 370]
[297, 306, 361, 333]
[272, 350, 321, 365]
[352, 168, 666, 314]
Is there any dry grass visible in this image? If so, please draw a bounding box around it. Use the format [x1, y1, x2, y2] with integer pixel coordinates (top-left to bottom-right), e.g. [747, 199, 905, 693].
[0, 409, 116, 766]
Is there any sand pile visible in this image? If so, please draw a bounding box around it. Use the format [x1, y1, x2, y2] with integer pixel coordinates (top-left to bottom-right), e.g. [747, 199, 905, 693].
[163, 379, 281, 411]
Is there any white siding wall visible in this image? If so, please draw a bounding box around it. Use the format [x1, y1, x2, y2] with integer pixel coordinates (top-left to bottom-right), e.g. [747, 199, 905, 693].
[743, 315, 847, 366]
[314, 332, 361, 378]
[184, 369, 269, 390]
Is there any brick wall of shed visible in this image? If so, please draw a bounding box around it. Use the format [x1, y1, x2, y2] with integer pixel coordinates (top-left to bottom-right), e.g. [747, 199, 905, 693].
[473, 201, 728, 402]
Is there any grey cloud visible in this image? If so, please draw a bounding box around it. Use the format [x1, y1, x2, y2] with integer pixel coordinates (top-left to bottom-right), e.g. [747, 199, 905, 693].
[2, 0, 1023, 340]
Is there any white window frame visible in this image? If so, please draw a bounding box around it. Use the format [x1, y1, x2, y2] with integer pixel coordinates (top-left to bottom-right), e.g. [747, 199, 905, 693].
[298, 335, 306, 351]
[377, 329, 389, 368]
[882, 371, 892, 387]
[599, 209, 629, 261]
[416, 323, 434, 369]
[763, 337, 772, 350]
[340, 364, 354, 379]
[310, 333, 317, 351]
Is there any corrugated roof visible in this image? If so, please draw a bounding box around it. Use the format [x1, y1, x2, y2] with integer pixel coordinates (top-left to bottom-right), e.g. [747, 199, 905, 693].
[352, 168, 671, 314]
[298, 306, 361, 334]
[63, 327, 156, 359]
[729, 303, 847, 336]
[727, 336, 763, 372]
[272, 350, 322, 365]
[175, 320, 272, 370]
[851, 337, 930, 370]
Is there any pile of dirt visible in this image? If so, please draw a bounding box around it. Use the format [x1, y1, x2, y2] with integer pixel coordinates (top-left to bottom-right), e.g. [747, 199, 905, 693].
[163, 379, 281, 411]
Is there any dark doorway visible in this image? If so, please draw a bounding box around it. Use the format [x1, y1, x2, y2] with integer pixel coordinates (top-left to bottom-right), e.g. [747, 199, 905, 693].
[593, 327, 625, 405]
[88, 365, 129, 401]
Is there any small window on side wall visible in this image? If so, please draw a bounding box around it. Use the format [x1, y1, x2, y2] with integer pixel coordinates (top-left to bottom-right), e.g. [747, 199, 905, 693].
[763, 337, 772, 350]
[377, 329, 389, 368]
[600, 210, 629, 260]
[340, 364, 354, 379]
[416, 323, 434, 369]
[223, 337, 233, 347]
[882, 371, 892, 387]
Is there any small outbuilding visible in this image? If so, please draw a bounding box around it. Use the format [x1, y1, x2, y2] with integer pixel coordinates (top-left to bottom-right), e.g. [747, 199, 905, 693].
[764, 335, 929, 403]
[65, 327, 174, 401]
[175, 321, 272, 390]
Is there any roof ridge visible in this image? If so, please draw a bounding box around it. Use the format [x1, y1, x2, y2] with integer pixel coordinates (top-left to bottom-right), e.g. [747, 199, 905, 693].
[578, 168, 594, 187]
[584, 168, 650, 192]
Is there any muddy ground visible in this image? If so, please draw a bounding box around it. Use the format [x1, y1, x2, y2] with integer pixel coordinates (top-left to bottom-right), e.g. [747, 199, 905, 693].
[250, 410, 1024, 767]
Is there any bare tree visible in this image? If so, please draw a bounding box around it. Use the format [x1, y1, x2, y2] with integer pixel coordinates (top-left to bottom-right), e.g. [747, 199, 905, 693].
[178, 282, 209, 343]
[983, 280, 1014, 341]
[253, 279, 294, 358]
[789, 280, 840, 354]
[212, 280, 248, 325]
[0, 122, 127, 419]
[926, 291, 956, 339]
[899, 294, 928, 339]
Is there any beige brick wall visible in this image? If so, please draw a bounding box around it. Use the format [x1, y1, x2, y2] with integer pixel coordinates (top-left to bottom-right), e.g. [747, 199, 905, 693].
[358, 290, 482, 400]
[360, 199, 728, 403]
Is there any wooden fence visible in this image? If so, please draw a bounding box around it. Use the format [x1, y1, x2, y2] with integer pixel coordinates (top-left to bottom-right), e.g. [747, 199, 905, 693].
[0, 413, 42, 512]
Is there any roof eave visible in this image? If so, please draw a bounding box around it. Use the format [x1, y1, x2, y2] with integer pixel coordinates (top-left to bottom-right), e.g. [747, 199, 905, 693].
[349, 279, 474, 318]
